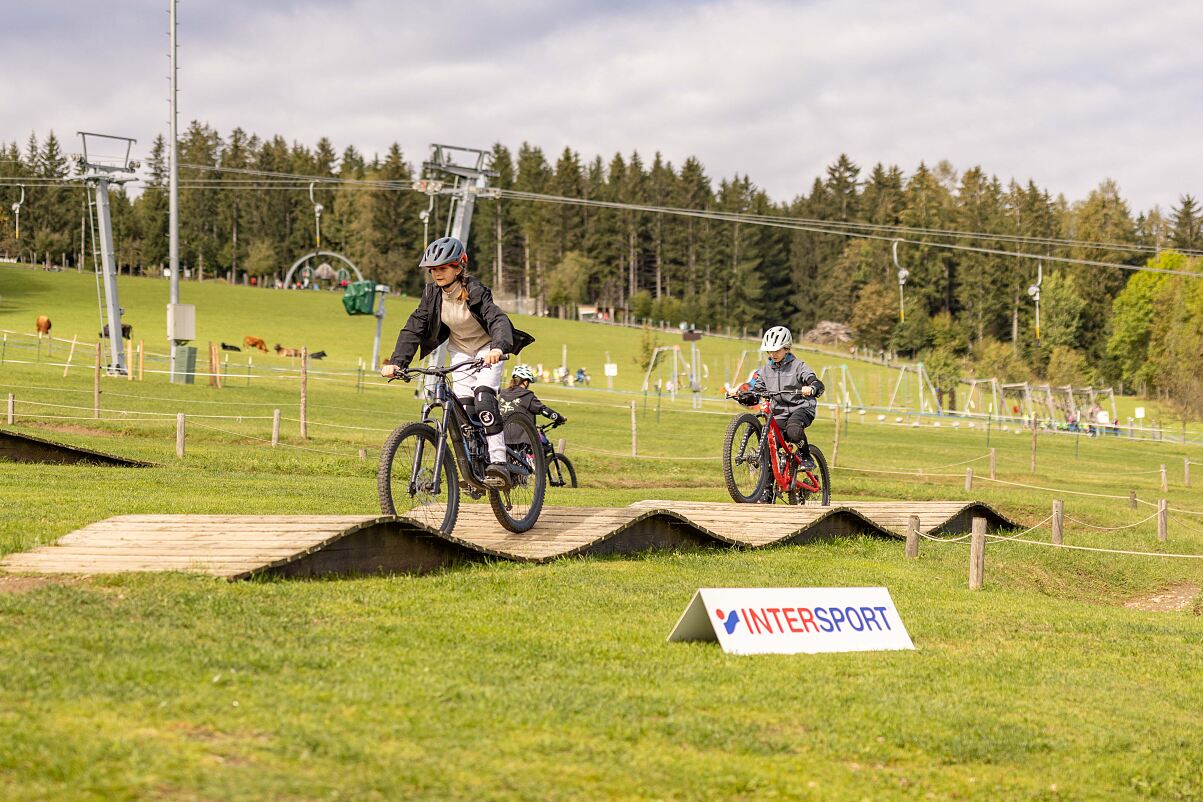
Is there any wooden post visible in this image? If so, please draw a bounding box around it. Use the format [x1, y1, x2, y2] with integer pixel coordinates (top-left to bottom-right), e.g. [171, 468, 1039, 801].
[1, 332, 6, 364]
[905, 514, 920, 558]
[1160, 464, 1167, 492]
[989, 447, 996, 480]
[964, 467, 973, 492]
[557, 437, 566, 455]
[630, 400, 637, 457]
[138, 340, 144, 381]
[1052, 499, 1064, 545]
[208, 341, 216, 387]
[93, 342, 101, 419]
[62, 335, 78, 378]
[300, 347, 308, 440]
[1158, 499, 1168, 542]
[272, 408, 281, 447]
[247, 356, 253, 387]
[6, 393, 13, 425]
[126, 339, 134, 381]
[831, 405, 841, 468]
[1029, 418, 1037, 474]
[1186, 457, 1191, 488]
[1129, 490, 1138, 510]
[969, 516, 986, 590]
[358, 448, 366, 461]
[176, 413, 186, 458]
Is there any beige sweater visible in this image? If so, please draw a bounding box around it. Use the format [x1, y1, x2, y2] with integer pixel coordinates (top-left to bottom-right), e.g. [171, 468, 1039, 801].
[440, 285, 492, 355]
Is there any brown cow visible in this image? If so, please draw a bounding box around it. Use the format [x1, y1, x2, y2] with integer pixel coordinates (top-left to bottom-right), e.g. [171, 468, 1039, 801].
[274, 344, 303, 357]
[35, 316, 51, 335]
[243, 336, 269, 353]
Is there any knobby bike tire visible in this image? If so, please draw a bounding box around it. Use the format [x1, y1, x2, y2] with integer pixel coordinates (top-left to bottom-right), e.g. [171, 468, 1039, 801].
[377, 422, 460, 534]
[549, 453, 578, 488]
[789, 444, 831, 506]
[490, 413, 547, 533]
[723, 413, 767, 503]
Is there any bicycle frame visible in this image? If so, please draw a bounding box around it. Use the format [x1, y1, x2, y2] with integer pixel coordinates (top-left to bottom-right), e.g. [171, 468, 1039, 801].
[414, 374, 490, 497]
[759, 414, 821, 494]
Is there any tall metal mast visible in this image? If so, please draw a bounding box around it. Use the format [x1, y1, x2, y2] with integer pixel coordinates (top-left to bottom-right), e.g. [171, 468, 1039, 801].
[168, 0, 182, 376]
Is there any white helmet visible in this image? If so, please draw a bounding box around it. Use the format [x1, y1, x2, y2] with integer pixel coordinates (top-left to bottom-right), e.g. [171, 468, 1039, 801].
[760, 326, 792, 352]
[512, 364, 536, 382]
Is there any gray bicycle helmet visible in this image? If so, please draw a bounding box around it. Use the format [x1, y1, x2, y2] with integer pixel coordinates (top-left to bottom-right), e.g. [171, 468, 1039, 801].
[419, 236, 467, 268]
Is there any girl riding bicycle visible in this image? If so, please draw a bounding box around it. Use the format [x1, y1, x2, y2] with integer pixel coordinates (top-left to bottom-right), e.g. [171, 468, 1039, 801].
[737, 326, 824, 470]
[380, 236, 534, 487]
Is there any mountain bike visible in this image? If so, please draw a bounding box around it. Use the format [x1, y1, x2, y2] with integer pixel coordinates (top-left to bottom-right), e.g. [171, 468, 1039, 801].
[378, 358, 547, 534]
[722, 391, 830, 506]
[537, 420, 577, 488]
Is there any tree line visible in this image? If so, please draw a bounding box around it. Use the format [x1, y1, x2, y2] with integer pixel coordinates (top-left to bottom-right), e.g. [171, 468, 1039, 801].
[2, 125, 1202, 410]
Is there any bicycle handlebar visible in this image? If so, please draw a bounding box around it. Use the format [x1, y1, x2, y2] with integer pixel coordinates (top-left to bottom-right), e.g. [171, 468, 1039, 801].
[387, 355, 509, 382]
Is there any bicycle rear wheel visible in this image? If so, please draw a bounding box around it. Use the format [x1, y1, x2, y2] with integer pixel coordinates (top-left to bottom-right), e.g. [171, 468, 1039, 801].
[723, 413, 767, 503]
[548, 453, 578, 488]
[788, 444, 831, 506]
[378, 422, 460, 533]
[490, 413, 547, 533]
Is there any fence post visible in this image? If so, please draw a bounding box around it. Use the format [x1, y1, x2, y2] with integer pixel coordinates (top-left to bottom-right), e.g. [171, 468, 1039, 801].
[989, 447, 996, 480]
[1129, 490, 1137, 510]
[905, 515, 920, 559]
[1, 332, 6, 364]
[969, 516, 986, 590]
[358, 448, 366, 461]
[1029, 419, 1037, 474]
[630, 400, 637, 457]
[1160, 464, 1168, 492]
[1186, 458, 1191, 489]
[557, 437, 566, 455]
[62, 335, 78, 378]
[832, 405, 841, 468]
[272, 408, 281, 447]
[93, 342, 101, 419]
[1052, 499, 1064, 545]
[964, 467, 973, 492]
[300, 347, 308, 440]
[6, 393, 13, 425]
[126, 339, 134, 381]
[138, 339, 144, 381]
[176, 413, 186, 458]
[1158, 499, 1168, 542]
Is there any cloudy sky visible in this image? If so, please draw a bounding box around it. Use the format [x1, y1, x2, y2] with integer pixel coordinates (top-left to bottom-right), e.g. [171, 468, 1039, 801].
[4, 0, 1201, 212]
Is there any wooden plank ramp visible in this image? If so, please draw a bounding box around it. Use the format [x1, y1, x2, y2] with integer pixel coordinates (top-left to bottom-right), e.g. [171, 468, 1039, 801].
[0, 500, 1018, 581]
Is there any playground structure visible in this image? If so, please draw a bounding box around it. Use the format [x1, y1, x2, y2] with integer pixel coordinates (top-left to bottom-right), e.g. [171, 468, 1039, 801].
[642, 342, 707, 407]
[960, 378, 1118, 427]
[0, 501, 1017, 580]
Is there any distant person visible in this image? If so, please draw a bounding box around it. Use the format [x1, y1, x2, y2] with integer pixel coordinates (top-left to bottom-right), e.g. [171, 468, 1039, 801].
[381, 236, 534, 488]
[575, 367, 590, 386]
[736, 326, 824, 496]
[501, 364, 567, 449]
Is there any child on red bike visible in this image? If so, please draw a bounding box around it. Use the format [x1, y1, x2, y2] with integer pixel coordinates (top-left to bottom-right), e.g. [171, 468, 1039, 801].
[500, 364, 567, 452]
[736, 325, 824, 470]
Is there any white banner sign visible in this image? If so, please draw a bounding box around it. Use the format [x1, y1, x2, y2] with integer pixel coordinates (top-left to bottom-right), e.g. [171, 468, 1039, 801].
[603, 362, 618, 377]
[668, 587, 914, 655]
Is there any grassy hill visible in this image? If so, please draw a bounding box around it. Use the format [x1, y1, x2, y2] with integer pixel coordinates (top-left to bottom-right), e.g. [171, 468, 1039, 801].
[2, 262, 1203, 800]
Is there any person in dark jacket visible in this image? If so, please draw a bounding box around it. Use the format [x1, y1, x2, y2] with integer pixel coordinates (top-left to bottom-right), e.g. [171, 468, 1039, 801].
[381, 236, 534, 487]
[737, 325, 824, 468]
[500, 364, 567, 451]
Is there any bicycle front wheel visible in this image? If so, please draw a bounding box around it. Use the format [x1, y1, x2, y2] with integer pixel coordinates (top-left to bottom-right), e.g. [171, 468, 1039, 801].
[491, 413, 547, 533]
[723, 413, 767, 503]
[378, 422, 460, 534]
[789, 444, 831, 507]
[548, 453, 578, 488]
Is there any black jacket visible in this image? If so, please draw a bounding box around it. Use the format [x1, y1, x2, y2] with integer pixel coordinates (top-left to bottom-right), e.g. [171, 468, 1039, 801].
[500, 385, 562, 422]
[387, 277, 534, 368]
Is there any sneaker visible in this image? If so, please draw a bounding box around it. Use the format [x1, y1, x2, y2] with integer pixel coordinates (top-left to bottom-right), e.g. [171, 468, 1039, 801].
[757, 486, 776, 504]
[798, 449, 816, 471]
[484, 462, 512, 489]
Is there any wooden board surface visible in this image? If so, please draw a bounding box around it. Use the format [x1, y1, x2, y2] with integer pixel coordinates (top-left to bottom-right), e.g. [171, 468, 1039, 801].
[0, 501, 1019, 580]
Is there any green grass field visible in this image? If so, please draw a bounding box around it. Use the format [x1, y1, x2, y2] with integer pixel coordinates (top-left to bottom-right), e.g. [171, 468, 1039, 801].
[2, 263, 1203, 801]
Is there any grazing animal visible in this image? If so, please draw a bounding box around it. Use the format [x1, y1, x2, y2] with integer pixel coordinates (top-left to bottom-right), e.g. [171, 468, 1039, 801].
[243, 336, 269, 353]
[309, 350, 327, 360]
[274, 344, 303, 358]
[99, 323, 133, 340]
[220, 342, 242, 352]
[35, 316, 52, 335]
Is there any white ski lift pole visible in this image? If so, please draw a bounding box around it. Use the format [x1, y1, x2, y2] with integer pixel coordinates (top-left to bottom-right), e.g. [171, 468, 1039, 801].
[893, 240, 909, 322]
[1027, 259, 1043, 342]
[11, 185, 23, 241]
[309, 182, 323, 249]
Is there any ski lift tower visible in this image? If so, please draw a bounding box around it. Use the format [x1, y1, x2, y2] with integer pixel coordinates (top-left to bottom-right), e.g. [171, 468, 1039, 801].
[417, 144, 499, 393]
[75, 132, 138, 375]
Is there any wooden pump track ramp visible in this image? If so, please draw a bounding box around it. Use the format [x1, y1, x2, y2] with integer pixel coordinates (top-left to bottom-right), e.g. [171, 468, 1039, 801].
[0, 428, 152, 467]
[0, 501, 1017, 581]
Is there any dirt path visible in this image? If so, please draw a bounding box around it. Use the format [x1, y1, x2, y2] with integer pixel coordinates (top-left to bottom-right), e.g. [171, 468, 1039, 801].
[1123, 583, 1201, 613]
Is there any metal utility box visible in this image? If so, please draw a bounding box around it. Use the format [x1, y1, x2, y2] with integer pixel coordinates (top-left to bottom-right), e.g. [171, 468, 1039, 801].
[167, 303, 196, 341]
[172, 345, 197, 385]
[342, 281, 379, 316]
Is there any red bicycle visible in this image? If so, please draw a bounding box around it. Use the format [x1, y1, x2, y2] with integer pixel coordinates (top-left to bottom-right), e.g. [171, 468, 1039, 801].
[722, 391, 830, 505]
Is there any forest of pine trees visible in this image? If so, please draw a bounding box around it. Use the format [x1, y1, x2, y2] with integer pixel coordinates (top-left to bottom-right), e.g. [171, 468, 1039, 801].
[3, 125, 1203, 409]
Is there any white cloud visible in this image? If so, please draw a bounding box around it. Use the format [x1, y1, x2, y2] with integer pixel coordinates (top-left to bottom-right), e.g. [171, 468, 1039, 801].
[3, 0, 1201, 211]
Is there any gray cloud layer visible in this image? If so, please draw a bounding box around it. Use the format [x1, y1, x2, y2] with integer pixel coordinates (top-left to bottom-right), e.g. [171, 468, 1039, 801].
[4, 0, 1200, 211]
